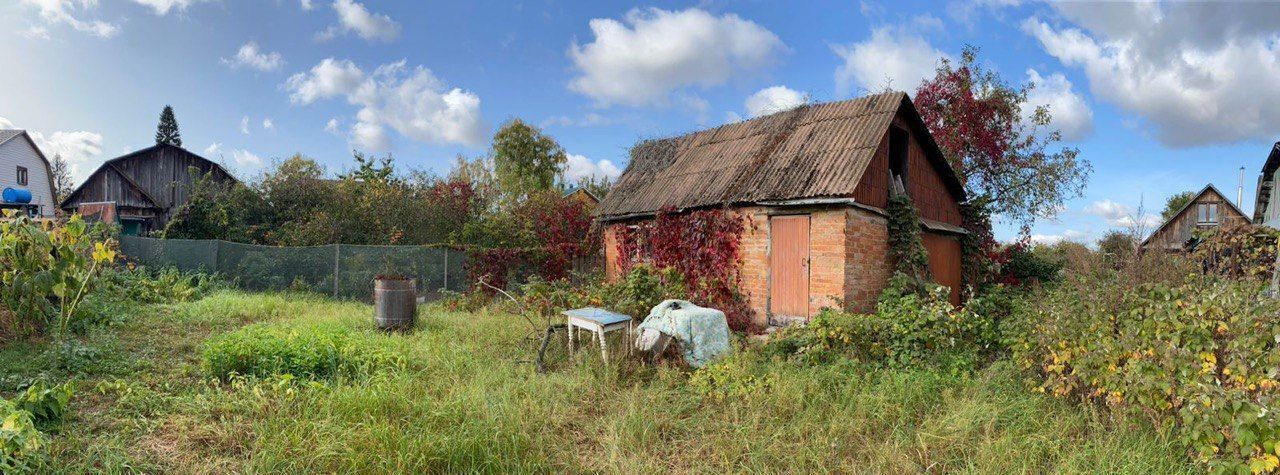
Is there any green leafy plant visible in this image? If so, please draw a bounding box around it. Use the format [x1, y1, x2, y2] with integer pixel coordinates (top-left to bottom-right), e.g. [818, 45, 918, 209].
[766, 274, 997, 369]
[0, 214, 114, 344]
[1006, 274, 1280, 474]
[202, 323, 407, 381]
[0, 398, 46, 473]
[12, 381, 72, 426]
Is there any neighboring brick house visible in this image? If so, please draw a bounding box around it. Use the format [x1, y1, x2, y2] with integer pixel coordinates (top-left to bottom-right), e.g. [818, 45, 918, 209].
[595, 92, 968, 328]
[1142, 184, 1250, 252]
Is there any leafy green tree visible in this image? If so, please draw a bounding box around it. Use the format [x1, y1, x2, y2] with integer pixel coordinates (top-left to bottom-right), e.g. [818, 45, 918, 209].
[1097, 230, 1136, 267]
[155, 105, 182, 147]
[490, 119, 566, 202]
[1161, 191, 1195, 220]
[340, 151, 397, 184]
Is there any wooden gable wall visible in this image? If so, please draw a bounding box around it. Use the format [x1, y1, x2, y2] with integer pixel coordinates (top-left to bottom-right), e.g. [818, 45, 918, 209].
[853, 112, 964, 227]
[1145, 187, 1249, 251]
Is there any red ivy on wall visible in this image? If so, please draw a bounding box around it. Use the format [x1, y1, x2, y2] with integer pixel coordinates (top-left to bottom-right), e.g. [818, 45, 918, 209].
[615, 207, 756, 332]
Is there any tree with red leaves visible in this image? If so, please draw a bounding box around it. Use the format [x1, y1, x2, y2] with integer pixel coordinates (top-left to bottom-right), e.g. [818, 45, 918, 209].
[914, 46, 1090, 233]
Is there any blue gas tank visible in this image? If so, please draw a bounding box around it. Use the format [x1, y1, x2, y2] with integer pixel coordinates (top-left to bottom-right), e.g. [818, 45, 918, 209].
[2, 187, 33, 204]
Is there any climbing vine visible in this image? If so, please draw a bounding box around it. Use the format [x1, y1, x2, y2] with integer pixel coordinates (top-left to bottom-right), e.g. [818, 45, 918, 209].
[614, 207, 755, 332]
[886, 194, 931, 290]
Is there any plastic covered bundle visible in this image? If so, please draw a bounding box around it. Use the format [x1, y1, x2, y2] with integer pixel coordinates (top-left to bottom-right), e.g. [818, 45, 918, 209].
[634, 299, 731, 368]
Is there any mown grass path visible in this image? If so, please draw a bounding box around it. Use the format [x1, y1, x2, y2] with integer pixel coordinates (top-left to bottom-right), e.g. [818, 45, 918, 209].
[0, 291, 1192, 474]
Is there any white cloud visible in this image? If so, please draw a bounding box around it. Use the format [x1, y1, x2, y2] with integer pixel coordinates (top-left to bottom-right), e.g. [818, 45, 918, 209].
[262, 118, 275, 131]
[231, 149, 263, 168]
[744, 86, 806, 118]
[299, 0, 314, 10]
[222, 42, 284, 72]
[239, 116, 251, 135]
[318, 0, 400, 43]
[130, 0, 204, 15]
[1023, 3, 1280, 147]
[540, 113, 614, 128]
[568, 7, 787, 107]
[285, 58, 365, 104]
[202, 142, 222, 156]
[1029, 229, 1087, 245]
[562, 153, 622, 183]
[1024, 69, 1093, 141]
[22, 25, 51, 39]
[20, 0, 119, 38]
[324, 118, 341, 134]
[832, 26, 947, 96]
[285, 58, 487, 149]
[1084, 199, 1163, 228]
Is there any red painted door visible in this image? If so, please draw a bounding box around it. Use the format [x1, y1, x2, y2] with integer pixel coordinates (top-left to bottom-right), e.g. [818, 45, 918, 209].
[770, 215, 810, 320]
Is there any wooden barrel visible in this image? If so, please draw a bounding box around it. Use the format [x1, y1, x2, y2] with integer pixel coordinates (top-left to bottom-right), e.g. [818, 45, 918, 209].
[374, 277, 417, 331]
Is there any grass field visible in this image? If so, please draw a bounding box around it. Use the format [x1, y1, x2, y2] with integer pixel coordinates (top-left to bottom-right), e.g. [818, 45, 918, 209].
[0, 291, 1192, 474]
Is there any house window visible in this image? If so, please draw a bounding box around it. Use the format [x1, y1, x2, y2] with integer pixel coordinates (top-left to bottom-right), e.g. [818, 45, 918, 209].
[888, 126, 909, 194]
[16, 166, 28, 186]
[1197, 203, 1219, 225]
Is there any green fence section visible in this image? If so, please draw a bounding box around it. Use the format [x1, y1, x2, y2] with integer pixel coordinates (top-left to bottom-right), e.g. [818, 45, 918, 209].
[120, 236, 466, 301]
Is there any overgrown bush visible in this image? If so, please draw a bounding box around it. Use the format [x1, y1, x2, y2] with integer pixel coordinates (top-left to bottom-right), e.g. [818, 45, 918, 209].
[202, 323, 406, 380]
[0, 214, 114, 341]
[765, 274, 998, 370]
[10, 381, 72, 427]
[997, 243, 1064, 285]
[1006, 273, 1280, 474]
[0, 398, 45, 473]
[517, 264, 685, 326]
[1192, 223, 1279, 281]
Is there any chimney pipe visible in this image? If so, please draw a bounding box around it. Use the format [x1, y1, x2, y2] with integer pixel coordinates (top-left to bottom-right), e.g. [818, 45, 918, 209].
[1239, 166, 1246, 209]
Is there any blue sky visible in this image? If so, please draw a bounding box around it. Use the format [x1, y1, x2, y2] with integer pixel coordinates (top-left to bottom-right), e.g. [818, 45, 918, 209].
[3, 1, 1280, 243]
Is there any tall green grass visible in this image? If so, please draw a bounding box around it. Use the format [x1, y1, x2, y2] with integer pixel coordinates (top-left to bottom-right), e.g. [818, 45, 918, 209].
[5, 290, 1193, 474]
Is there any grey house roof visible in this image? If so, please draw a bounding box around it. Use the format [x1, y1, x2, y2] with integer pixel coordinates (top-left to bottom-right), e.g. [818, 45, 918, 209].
[595, 91, 965, 220]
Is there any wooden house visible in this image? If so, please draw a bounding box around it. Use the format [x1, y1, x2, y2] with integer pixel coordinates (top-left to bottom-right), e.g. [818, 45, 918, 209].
[1253, 142, 1280, 228]
[562, 185, 601, 208]
[60, 144, 237, 235]
[1142, 184, 1249, 252]
[0, 130, 57, 218]
[595, 92, 968, 327]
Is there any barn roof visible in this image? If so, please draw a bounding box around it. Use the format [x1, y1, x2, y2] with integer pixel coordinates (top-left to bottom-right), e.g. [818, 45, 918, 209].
[60, 143, 236, 209]
[595, 91, 965, 220]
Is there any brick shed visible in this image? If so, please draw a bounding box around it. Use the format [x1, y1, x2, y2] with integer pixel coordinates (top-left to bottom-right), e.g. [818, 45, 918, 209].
[595, 92, 968, 328]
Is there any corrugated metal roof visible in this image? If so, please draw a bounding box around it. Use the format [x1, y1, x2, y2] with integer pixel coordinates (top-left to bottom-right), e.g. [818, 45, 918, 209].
[596, 91, 953, 218]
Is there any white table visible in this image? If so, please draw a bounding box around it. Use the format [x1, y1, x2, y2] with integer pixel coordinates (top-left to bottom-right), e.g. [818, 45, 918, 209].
[563, 307, 633, 364]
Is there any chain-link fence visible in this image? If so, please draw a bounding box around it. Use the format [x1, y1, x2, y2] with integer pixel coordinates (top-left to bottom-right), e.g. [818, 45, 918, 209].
[120, 236, 466, 301]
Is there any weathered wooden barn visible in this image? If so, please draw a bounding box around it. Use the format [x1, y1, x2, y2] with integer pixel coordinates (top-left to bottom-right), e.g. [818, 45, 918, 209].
[595, 92, 968, 327]
[60, 144, 238, 235]
[1142, 184, 1250, 252]
[1252, 142, 1280, 228]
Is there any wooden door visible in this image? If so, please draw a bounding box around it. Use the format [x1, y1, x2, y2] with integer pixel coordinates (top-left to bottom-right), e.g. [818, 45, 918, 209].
[769, 215, 810, 320]
[922, 232, 962, 305]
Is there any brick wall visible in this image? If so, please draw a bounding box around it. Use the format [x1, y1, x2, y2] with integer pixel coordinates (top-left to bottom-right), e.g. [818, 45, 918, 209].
[843, 207, 892, 312]
[602, 205, 896, 327]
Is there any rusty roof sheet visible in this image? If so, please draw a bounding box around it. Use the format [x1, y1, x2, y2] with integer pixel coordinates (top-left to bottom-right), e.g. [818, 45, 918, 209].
[597, 91, 953, 218]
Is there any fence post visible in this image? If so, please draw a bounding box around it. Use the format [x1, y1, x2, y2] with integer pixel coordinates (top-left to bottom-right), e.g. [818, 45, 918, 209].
[333, 244, 341, 298]
[443, 249, 449, 293]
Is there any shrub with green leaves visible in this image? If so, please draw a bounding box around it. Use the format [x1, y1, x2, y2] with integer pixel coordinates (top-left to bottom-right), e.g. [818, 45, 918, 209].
[766, 274, 998, 369]
[1006, 274, 1280, 474]
[12, 381, 72, 426]
[202, 323, 406, 380]
[0, 398, 46, 473]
